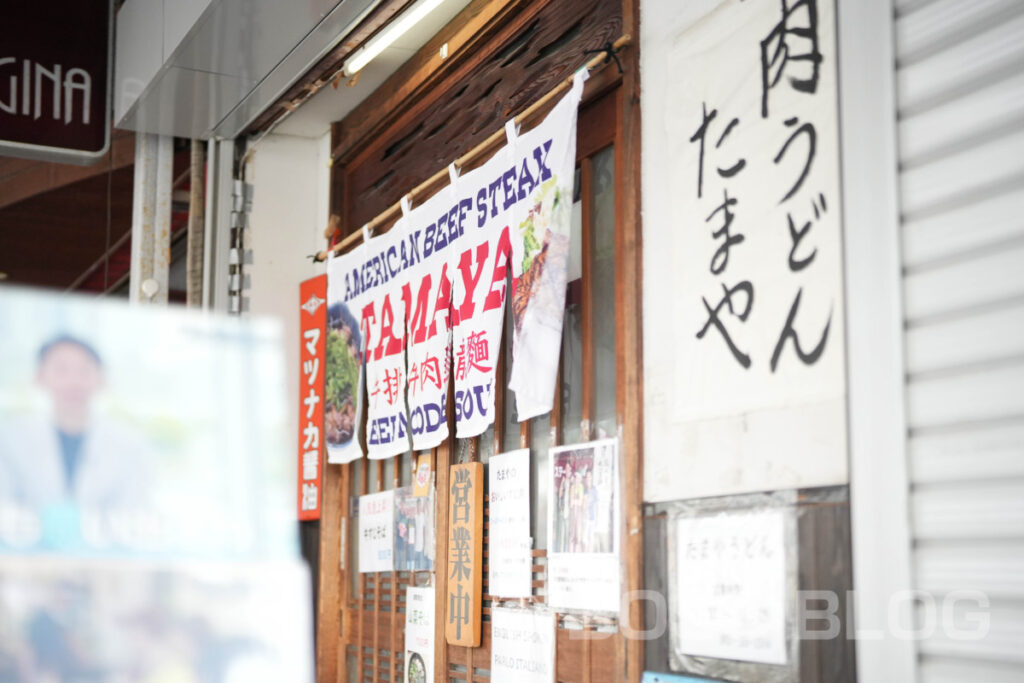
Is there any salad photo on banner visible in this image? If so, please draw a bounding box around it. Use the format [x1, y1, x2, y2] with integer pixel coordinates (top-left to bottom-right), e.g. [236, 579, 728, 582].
[507, 69, 587, 421]
[325, 249, 365, 464]
[402, 178, 459, 451]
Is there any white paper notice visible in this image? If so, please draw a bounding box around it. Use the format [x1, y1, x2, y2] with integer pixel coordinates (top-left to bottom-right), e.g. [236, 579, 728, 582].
[490, 608, 555, 683]
[488, 448, 532, 598]
[405, 586, 435, 683]
[672, 509, 788, 665]
[358, 490, 394, 573]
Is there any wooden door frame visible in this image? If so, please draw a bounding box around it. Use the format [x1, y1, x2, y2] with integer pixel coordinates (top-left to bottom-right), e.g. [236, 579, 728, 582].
[315, 0, 643, 680]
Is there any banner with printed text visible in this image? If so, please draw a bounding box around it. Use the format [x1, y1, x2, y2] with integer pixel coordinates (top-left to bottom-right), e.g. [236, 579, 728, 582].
[325, 73, 586, 450]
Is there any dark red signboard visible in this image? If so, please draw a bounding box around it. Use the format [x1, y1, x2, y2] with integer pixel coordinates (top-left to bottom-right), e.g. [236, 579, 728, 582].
[0, 3, 112, 164]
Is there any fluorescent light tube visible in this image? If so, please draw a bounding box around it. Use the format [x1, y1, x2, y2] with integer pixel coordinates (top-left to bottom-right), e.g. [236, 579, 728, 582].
[344, 0, 447, 77]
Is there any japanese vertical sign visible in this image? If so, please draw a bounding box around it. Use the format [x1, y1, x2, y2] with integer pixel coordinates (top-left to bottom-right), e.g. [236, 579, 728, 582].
[405, 586, 435, 683]
[358, 490, 395, 573]
[490, 608, 556, 683]
[488, 448, 532, 598]
[671, 509, 789, 665]
[644, 0, 847, 501]
[445, 462, 483, 646]
[298, 275, 326, 520]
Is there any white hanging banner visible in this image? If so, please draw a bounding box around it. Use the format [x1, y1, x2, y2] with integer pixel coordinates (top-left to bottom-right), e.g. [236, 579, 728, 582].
[448, 139, 516, 438]
[327, 221, 417, 461]
[401, 181, 459, 451]
[363, 221, 413, 459]
[507, 70, 587, 420]
[358, 489, 395, 573]
[488, 448, 532, 598]
[405, 586, 435, 683]
[450, 81, 586, 436]
[490, 608, 556, 683]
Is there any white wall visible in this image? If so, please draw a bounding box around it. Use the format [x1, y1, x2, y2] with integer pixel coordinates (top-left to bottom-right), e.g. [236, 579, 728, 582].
[246, 131, 331, 459]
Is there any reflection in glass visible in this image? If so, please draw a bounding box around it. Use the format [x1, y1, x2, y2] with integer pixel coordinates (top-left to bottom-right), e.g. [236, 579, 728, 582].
[591, 146, 616, 438]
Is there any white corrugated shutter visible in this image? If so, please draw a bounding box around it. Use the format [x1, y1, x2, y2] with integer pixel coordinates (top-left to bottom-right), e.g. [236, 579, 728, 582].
[895, 0, 1024, 679]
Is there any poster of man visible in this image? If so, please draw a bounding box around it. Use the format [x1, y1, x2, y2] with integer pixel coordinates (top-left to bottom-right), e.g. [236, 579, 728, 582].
[0, 336, 152, 520]
[0, 287, 297, 559]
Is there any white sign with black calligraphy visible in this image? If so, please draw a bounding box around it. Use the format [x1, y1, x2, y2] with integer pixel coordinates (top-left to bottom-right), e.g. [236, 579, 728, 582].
[643, 0, 848, 501]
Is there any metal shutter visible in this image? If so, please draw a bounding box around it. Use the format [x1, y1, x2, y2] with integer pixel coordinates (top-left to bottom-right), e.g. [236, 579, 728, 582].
[895, 0, 1024, 679]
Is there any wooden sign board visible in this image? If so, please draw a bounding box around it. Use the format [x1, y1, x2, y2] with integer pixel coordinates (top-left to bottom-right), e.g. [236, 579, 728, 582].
[445, 461, 483, 646]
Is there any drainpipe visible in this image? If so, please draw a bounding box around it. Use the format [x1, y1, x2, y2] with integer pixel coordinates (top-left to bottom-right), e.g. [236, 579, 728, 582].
[129, 133, 172, 305]
[186, 139, 205, 308]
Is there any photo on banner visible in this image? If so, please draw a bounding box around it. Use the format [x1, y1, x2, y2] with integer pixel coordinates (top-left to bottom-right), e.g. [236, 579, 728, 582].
[324, 251, 365, 465]
[487, 448, 532, 598]
[507, 70, 587, 421]
[546, 438, 620, 613]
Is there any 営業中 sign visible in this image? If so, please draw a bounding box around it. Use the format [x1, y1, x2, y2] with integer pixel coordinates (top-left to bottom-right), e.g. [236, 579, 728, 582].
[445, 462, 483, 646]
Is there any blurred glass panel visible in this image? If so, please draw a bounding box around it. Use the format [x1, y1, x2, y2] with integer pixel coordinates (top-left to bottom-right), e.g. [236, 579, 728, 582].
[561, 167, 584, 444]
[501, 299, 521, 454]
[591, 146, 617, 439]
[529, 411, 551, 550]
[479, 424, 495, 463]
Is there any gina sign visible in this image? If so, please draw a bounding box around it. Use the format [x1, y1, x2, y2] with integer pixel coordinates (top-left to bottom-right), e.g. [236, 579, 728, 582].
[0, 3, 112, 164]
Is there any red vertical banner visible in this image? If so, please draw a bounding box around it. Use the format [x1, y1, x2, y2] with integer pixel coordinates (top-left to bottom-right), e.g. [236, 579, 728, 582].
[298, 274, 328, 520]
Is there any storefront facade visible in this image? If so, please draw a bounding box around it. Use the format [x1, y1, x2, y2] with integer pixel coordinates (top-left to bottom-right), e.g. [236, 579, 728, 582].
[103, 1, 1024, 682]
